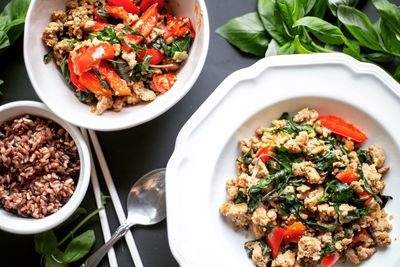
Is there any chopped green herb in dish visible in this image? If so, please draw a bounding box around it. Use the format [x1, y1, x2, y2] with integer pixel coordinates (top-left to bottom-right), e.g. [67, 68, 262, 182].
[220, 108, 392, 267]
[42, 0, 195, 114]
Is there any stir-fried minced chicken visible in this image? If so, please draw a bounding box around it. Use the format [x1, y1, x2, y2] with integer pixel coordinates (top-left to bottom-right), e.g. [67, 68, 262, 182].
[42, 0, 194, 114]
[220, 108, 392, 267]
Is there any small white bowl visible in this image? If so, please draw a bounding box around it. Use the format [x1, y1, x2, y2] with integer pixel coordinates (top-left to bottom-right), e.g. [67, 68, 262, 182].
[23, 0, 210, 131]
[0, 101, 91, 234]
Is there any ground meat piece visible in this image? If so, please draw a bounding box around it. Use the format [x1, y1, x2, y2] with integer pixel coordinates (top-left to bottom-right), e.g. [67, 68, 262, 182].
[121, 50, 137, 68]
[317, 204, 337, 221]
[250, 159, 269, 178]
[297, 236, 321, 262]
[292, 161, 323, 184]
[293, 108, 319, 124]
[295, 131, 309, 146]
[112, 98, 124, 112]
[305, 138, 328, 155]
[271, 250, 296, 267]
[240, 138, 251, 154]
[284, 139, 302, 154]
[220, 202, 250, 228]
[226, 173, 252, 201]
[296, 184, 311, 200]
[42, 21, 64, 47]
[53, 39, 73, 66]
[368, 145, 385, 168]
[252, 206, 277, 226]
[95, 95, 113, 115]
[348, 151, 359, 171]
[52, 10, 67, 22]
[369, 217, 392, 246]
[314, 121, 332, 138]
[246, 241, 270, 267]
[344, 139, 354, 152]
[271, 119, 287, 128]
[362, 163, 385, 194]
[249, 222, 265, 240]
[350, 181, 364, 194]
[132, 81, 156, 102]
[339, 204, 356, 217]
[346, 245, 376, 264]
[304, 186, 323, 212]
[318, 232, 332, 244]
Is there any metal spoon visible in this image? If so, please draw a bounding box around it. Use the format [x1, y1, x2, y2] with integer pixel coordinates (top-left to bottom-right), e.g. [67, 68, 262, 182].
[81, 168, 167, 267]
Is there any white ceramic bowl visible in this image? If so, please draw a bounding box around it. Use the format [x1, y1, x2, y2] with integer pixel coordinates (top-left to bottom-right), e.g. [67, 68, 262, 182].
[166, 53, 400, 266]
[23, 0, 209, 131]
[0, 101, 91, 234]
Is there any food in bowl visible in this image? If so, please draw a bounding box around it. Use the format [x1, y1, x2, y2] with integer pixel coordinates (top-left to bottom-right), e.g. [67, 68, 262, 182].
[42, 0, 195, 114]
[0, 115, 80, 218]
[220, 108, 392, 267]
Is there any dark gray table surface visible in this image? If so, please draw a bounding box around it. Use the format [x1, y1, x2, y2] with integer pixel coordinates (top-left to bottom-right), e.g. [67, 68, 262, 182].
[0, 0, 398, 266]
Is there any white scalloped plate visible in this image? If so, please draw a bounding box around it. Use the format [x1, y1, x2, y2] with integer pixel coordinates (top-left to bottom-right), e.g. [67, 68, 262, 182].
[166, 53, 400, 267]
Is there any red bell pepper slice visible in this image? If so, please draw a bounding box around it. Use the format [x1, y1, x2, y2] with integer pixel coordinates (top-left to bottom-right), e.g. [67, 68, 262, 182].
[67, 54, 86, 91]
[120, 34, 143, 52]
[357, 191, 373, 207]
[73, 43, 115, 75]
[108, 0, 140, 15]
[96, 61, 131, 96]
[283, 221, 306, 244]
[266, 226, 285, 258]
[321, 252, 340, 267]
[93, 21, 113, 32]
[78, 71, 113, 96]
[163, 17, 192, 41]
[104, 4, 130, 20]
[134, 3, 159, 37]
[351, 229, 368, 246]
[137, 48, 164, 64]
[317, 115, 367, 143]
[255, 146, 271, 163]
[139, 0, 164, 11]
[336, 169, 358, 184]
[152, 73, 177, 93]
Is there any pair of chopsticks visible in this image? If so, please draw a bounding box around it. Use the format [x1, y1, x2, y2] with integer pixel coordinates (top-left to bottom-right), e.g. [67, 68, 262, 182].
[81, 129, 143, 267]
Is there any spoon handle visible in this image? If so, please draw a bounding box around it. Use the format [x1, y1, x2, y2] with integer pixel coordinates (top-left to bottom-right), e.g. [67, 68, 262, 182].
[81, 222, 133, 267]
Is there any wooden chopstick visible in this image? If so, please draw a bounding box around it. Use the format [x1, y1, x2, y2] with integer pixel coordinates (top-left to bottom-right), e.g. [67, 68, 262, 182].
[88, 129, 144, 267]
[80, 129, 119, 267]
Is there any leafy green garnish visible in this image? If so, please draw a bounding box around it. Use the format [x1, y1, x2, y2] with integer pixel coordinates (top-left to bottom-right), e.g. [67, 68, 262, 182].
[96, 4, 110, 21]
[60, 56, 71, 84]
[314, 151, 338, 172]
[305, 221, 337, 232]
[234, 191, 247, 204]
[88, 26, 122, 44]
[75, 91, 94, 104]
[121, 26, 143, 36]
[153, 36, 191, 58]
[357, 149, 373, 164]
[269, 112, 314, 135]
[43, 49, 53, 64]
[67, 39, 78, 47]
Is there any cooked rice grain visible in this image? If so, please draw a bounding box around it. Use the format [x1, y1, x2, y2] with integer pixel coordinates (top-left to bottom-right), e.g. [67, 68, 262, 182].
[0, 115, 80, 218]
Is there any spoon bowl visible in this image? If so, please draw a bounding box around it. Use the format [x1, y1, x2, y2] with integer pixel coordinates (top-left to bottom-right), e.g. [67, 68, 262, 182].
[82, 168, 166, 267]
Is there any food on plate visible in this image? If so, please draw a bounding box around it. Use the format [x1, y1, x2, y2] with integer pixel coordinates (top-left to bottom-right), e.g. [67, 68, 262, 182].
[220, 108, 392, 267]
[42, 0, 195, 114]
[0, 115, 80, 218]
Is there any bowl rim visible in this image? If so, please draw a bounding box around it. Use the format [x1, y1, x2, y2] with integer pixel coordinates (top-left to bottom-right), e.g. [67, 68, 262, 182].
[23, 0, 210, 131]
[0, 101, 91, 234]
[165, 53, 400, 266]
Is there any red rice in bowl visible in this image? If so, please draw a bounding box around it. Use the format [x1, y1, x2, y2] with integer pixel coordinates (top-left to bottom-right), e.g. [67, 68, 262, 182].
[0, 115, 80, 218]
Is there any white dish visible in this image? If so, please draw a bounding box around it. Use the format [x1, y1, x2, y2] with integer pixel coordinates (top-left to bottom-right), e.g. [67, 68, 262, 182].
[23, 0, 209, 131]
[0, 101, 91, 234]
[166, 53, 400, 266]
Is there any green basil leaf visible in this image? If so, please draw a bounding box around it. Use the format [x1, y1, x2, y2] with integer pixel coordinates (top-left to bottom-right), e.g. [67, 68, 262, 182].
[364, 52, 394, 63]
[378, 19, 400, 57]
[216, 12, 270, 56]
[43, 49, 53, 64]
[278, 41, 296, 54]
[293, 16, 344, 45]
[63, 230, 95, 263]
[372, 0, 400, 37]
[1, 0, 30, 20]
[342, 39, 361, 60]
[265, 39, 280, 56]
[328, 0, 359, 16]
[44, 249, 68, 267]
[293, 35, 314, 54]
[0, 30, 10, 51]
[0, 16, 9, 30]
[0, 80, 3, 86]
[88, 26, 120, 44]
[60, 56, 71, 84]
[107, 59, 134, 81]
[257, 0, 289, 44]
[337, 5, 384, 51]
[34, 231, 58, 255]
[310, 0, 328, 18]
[276, 0, 302, 32]
[121, 25, 143, 36]
[303, 0, 317, 14]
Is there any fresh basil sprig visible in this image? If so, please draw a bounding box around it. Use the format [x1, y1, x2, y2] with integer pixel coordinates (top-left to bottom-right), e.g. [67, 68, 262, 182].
[217, 0, 400, 82]
[34, 207, 102, 267]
